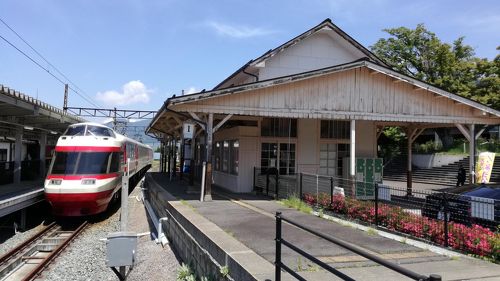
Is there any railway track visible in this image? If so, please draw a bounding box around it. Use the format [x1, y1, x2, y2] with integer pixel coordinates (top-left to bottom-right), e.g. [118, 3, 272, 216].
[0, 221, 88, 281]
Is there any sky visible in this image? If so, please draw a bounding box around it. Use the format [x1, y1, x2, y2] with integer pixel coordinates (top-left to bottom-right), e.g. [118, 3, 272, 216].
[1, 0, 499, 117]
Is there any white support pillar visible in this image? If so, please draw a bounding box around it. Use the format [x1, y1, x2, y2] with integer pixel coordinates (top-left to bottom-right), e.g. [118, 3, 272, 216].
[39, 132, 47, 177]
[469, 124, 475, 184]
[407, 130, 413, 196]
[14, 128, 22, 183]
[350, 120, 356, 196]
[204, 113, 213, 202]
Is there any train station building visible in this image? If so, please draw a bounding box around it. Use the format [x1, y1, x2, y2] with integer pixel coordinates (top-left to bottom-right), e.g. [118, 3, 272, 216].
[147, 19, 500, 196]
[0, 84, 83, 220]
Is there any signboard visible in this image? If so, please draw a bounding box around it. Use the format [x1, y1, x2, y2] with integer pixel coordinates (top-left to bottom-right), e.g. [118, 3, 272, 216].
[183, 122, 195, 139]
[476, 152, 496, 183]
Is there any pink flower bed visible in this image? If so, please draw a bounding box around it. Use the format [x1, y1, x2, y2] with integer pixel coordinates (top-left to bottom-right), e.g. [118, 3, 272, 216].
[303, 192, 500, 261]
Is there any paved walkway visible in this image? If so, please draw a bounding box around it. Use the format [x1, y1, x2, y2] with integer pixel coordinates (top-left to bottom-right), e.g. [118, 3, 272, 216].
[0, 180, 45, 218]
[152, 174, 500, 280]
[0, 180, 43, 200]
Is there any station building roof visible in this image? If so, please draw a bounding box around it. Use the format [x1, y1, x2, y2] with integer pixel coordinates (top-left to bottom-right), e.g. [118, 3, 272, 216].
[0, 84, 85, 138]
[147, 19, 500, 138]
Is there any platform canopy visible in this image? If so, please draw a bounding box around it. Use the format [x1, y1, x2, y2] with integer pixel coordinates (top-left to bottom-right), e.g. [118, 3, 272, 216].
[0, 84, 85, 137]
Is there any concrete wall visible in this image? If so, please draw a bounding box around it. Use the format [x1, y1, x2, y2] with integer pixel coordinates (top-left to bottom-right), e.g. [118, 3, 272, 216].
[213, 126, 258, 193]
[211, 119, 377, 192]
[355, 120, 377, 158]
[297, 119, 319, 173]
[144, 174, 274, 280]
[412, 154, 466, 169]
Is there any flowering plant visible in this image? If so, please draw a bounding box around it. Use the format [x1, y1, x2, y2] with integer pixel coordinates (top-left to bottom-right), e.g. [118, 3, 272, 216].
[302, 192, 500, 262]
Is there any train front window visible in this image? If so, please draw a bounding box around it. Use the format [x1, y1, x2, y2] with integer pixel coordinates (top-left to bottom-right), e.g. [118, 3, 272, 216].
[49, 152, 113, 175]
[64, 125, 86, 136]
[77, 152, 111, 174]
[50, 152, 79, 174]
[86, 125, 115, 137]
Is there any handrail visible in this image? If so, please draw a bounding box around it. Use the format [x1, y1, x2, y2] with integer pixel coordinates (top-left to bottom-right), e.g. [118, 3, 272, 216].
[275, 212, 442, 281]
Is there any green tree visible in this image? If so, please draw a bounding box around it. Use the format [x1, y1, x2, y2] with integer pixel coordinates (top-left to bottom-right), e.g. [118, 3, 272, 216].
[371, 24, 499, 110]
[471, 47, 500, 110]
[372, 25, 499, 157]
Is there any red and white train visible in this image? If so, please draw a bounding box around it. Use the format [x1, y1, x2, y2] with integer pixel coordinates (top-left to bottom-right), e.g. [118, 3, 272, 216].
[44, 122, 153, 216]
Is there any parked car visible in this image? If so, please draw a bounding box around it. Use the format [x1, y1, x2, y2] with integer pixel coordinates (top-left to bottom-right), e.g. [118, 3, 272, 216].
[422, 185, 500, 229]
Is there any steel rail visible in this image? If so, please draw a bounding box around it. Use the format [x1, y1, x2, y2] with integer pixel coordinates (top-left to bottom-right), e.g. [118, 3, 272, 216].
[21, 221, 88, 281]
[0, 222, 57, 264]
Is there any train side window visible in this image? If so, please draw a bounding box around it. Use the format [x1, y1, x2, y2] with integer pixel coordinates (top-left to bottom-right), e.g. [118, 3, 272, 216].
[109, 152, 120, 173]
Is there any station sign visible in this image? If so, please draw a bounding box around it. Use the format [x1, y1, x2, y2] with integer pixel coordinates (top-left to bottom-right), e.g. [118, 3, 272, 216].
[183, 122, 195, 139]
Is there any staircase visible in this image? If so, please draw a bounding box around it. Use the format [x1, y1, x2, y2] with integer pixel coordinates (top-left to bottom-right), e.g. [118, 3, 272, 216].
[383, 155, 500, 186]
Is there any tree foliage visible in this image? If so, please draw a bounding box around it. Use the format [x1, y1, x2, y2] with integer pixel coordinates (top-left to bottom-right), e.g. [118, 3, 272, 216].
[371, 24, 499, 110]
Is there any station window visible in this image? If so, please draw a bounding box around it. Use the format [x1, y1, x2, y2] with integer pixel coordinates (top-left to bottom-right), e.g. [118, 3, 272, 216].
[320, 120, 350, 139]
[213, 139, 239, 175]
[230, 140, 239, 175]
[0, 149, 7, 161]
[222, 141, 229, 172]
[261, 118, 297, 137]
[214, 142, 221, 171]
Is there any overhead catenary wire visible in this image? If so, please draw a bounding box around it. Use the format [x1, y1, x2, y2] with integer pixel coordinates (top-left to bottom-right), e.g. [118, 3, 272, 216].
[0, 33, 99, 108]
[0, 19, 100, 108]
[0, 17, 96, 104]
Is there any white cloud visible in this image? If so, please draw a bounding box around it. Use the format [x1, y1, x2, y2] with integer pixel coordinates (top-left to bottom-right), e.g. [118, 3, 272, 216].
[183, 87, 199, 95]
[96, 80, 151, 106]
[206, 21, 276, 38]
[100, 117, 114, 124]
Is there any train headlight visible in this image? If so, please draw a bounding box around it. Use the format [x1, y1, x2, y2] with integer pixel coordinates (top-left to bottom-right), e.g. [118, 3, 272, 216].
[50, 179, 62, 185]
[81, 179, 96, 185]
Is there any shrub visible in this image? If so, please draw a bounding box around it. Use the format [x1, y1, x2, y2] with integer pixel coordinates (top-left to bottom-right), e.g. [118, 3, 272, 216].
[301, 193, 500, 262]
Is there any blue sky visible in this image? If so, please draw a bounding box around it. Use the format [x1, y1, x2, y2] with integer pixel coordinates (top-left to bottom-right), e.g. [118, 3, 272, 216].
[1, 0, 499, 115]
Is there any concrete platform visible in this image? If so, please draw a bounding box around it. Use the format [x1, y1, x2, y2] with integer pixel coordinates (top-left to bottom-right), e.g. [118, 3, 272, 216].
[0, 180, 44, 217]
[146, 172, 500, 281]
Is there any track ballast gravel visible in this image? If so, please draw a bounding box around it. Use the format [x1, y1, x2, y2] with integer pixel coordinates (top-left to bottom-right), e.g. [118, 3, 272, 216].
[40, 181, 180, 281]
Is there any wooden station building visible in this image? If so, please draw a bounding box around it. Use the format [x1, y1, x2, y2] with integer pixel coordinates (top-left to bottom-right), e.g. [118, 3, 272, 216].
[147, 19, 500, 199]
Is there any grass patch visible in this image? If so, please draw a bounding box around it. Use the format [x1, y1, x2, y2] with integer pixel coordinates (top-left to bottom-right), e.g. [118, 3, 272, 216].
[180, 200, 198, 213]
[366, 228, 378, 236]
[280, 195, 313, 214]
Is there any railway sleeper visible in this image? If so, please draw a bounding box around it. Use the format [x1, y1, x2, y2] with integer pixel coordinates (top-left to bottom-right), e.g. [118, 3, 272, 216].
[36, 243, 60, 252]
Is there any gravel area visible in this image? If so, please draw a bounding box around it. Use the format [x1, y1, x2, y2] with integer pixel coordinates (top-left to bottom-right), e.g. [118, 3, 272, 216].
[0, 202, 51, 256]
[40, 179, 181, 281]
[0, 221, 46, 256]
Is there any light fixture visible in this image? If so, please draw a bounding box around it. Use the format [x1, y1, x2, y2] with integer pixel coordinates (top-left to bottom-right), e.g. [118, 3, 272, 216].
[24, 126, 34, 130]
[50, 131, 58, 135]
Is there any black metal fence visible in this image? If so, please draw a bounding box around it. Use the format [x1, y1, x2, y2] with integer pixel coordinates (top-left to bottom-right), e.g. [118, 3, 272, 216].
[254, 167, 500, 258]
[0, 160, 44, 185]
[275, 212, 442, 281]
[0, 161, 14, 185]
[21, 160, 40, 181]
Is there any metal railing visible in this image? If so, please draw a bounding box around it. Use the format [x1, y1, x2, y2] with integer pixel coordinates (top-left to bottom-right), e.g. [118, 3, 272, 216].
[255, 167, 500, 258]
[275, 212, 442, 281]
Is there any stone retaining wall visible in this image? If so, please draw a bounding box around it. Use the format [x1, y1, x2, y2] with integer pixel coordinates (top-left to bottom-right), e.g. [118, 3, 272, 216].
[143, 174, 274, 281]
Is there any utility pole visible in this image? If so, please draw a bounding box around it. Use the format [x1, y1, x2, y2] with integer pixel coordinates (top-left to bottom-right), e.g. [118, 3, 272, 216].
[113, 107, 117, 131]
[63, 84, 68, 114]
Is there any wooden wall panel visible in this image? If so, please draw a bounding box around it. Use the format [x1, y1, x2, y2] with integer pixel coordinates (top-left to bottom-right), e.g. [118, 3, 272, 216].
[173, 66, 499, 124]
